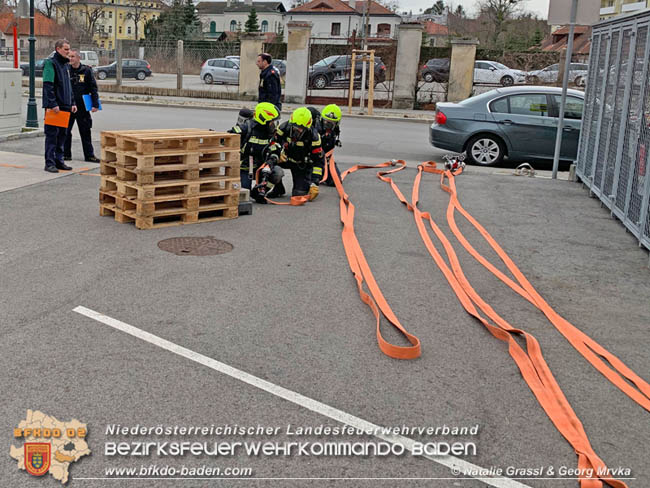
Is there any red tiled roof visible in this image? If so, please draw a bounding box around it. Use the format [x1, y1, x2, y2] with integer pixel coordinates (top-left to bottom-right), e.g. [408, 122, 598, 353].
[539, 26, 591, 55]
[0, 11, 64, 37]
[422, 21, 448, 35]
[552, 25, 590, 36]
[348, 1, 396, 15]
[289, 0, 357, 14]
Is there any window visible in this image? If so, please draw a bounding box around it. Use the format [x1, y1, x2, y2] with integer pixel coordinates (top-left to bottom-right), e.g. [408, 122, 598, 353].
[489, 97, 508, 113]
[508, 94, 549, 117]
[377, 23, 390, 36]
[127, 26, 132, 34]
[101, 41, 105, 48]
[109, 41, 113, 49]
[210, 21, 216, 33]
[109, 10, 112, 18]
[108, 25, 112, 32]
[475, 61, 493, 70]
[331, 22, 340, 36]
[230, 20, 237, 31]
[119, 26, 122, 34]
[119, 12, 123, 18]
[553, 95, 584, 120]
[225, 60, 237, 69]
[261, 20, 268, 32]
[20, 39, 24, 48]
[214, 59, 226, 67]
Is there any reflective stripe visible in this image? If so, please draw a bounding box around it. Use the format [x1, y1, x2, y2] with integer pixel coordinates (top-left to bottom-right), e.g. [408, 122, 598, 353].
[250, 137, 269, 144]
[295, 141, 305, 146]
[312, 167, 323, 176]
[233, 126, 242, 133]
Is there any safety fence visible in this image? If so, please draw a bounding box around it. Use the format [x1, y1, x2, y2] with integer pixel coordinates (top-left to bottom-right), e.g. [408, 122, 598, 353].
[575, 10, 650, 252]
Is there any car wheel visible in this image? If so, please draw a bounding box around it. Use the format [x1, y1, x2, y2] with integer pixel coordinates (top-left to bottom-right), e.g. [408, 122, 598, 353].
[204, 73, 213, 84]
[466, 135, 505, 166]
[135, 70, 146, 80]
[500, 75, 514, 87]
[312, 75, 328, 89]
[528, 75, 540, 85]
[97, 71, 107, 80]
[423, 72, 434, 83]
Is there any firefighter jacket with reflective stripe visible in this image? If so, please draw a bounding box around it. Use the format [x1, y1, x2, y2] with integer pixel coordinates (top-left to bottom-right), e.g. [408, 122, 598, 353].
[238, 120, 279, 172]
[275, 121, 325, 182]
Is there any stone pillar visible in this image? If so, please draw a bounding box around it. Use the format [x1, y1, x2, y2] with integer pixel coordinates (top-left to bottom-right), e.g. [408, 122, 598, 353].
[392, 22, 423, 110]
[447, 38, 479, 103]
[284, 21, 312, 105]
[239, 32, 265, 100]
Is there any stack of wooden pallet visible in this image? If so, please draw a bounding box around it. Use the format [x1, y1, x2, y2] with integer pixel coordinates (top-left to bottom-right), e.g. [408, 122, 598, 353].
[99, 129, 241, 229]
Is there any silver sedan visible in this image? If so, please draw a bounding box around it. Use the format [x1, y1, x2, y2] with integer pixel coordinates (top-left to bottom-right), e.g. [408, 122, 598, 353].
[429, 86, 585, 166]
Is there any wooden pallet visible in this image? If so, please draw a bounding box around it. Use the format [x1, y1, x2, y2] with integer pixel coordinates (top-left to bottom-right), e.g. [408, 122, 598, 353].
[100, 201, 238, 229]
[100, 190, 238, 217]
[101, 174, 240, 201]
[100, 147, 239, 170]
[100, 160, 239, 185]
[100, 129, 239, 155]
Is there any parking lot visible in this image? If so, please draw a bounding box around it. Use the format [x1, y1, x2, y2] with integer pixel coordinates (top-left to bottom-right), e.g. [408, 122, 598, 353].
[1, 102, 649, 487]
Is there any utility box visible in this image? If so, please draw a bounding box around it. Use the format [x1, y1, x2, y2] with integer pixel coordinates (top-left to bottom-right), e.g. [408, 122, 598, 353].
[0, 68, 22, 135]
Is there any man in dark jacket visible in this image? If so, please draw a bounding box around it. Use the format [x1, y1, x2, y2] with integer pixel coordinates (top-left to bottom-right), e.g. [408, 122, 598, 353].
[256, 53, 282, 110]
[64, 49, 100, 163]
[42, 39, 77, 173]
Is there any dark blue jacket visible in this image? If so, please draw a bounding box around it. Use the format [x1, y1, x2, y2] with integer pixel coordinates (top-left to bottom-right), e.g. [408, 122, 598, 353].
[70, 63, 99, 112]
[42, 52, 75, 111]
[259, 64, 282, 110]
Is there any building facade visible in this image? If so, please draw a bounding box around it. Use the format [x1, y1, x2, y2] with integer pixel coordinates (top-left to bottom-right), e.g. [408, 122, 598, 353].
[53, 0, 164, 49]
[196, 0, 285, 38]
[600, 0, 650, 19]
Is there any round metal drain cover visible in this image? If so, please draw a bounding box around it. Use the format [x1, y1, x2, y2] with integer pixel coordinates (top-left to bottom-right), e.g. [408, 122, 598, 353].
[158, 236, 233, 256]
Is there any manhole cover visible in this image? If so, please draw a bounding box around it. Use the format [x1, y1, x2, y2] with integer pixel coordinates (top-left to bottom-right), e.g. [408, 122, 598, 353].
[158, 236, 233, 256]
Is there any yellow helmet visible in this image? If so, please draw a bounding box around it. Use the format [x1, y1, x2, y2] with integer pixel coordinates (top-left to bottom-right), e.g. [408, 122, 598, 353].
[321, 104, 342, 122]
[289, 107, 313, 128]
[254, 102, 279, 125]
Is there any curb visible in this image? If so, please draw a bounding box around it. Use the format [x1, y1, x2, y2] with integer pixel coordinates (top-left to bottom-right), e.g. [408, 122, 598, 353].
[0, 129, 44, 143]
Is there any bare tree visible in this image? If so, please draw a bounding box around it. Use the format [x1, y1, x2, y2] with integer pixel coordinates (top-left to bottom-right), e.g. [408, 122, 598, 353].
[478, 0, 526, 46]
[126, 0, 147, 40]
[80, 2, 106, 42]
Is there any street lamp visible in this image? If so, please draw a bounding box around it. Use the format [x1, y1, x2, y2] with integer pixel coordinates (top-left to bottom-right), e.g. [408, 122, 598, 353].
[25, 0, 38, 128]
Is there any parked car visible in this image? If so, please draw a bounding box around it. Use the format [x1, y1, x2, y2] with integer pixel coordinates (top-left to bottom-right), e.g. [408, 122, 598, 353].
[429, 86, 585, 166]
[526, 63, 588, 87]
[272, 59, 286, 77]
[94, 59, 152, 80]
[200, 58, 240, 84]
[79, 51, 99, 68]
[308, 55, 386, 89]
[420, 58, 449, 83]
[474, 60, 526, 86]
[19, 59, 47, 77]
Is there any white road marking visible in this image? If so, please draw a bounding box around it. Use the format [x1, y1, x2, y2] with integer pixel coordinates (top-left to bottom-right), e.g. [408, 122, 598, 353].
[73, 305, 533, 488]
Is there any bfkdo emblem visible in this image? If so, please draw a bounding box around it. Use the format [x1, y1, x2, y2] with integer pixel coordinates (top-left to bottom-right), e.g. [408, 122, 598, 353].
[25, 443, 51, 476]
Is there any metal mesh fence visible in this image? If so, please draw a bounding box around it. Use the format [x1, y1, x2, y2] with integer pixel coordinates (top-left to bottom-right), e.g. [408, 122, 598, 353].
[575, 12, 650, 251]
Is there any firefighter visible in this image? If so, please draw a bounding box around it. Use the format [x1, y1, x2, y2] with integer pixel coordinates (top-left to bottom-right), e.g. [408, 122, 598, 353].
[274, 107, 325, 201]
[316, 104, 342, 186]
[238, 102, 284, 202]
[228, 107, 254, 136]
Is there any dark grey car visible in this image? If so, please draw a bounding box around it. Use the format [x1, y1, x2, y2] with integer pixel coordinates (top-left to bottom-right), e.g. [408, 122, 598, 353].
[429, 86, 585, 166]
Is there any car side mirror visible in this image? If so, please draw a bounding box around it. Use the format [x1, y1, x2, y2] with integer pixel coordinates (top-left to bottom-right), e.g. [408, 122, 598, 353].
[329, 64, 336, 69]
[490, 67, 497, 71]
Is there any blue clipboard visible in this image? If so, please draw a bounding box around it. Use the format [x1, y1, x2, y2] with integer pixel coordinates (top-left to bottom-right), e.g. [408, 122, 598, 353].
[83, 94, 102, 111]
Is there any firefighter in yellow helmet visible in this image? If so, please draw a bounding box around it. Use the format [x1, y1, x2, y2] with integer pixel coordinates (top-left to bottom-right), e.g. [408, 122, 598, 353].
[309, 104, 342, 186]
[233, 102, 284, 200]
[273, 107, 325, 201]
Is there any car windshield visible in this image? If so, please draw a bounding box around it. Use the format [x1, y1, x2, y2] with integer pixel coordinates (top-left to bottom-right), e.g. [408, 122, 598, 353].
[312, 56, 338, 68]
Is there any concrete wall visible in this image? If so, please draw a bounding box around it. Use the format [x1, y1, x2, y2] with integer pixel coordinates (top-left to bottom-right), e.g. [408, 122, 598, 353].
[447, 39, 478, 103]
[392, 23, 423, 110]
[238, 33, 265, 99]
[284, 21, 311, 104]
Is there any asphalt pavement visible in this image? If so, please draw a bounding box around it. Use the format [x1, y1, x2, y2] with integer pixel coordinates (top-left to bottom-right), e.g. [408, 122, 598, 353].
[1, 102, 648, 488]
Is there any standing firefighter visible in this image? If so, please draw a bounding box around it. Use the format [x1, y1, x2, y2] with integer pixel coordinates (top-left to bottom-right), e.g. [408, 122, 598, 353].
[236, 102, 284, 203]
[274, 107, 325, 201]
[315, 104, 342, 186]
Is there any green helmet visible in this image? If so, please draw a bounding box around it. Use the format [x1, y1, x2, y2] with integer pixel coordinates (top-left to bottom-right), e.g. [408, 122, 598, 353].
[289, 107, 313, 128]
[321, 104, 342, 123]
[254, 102, 279, 125]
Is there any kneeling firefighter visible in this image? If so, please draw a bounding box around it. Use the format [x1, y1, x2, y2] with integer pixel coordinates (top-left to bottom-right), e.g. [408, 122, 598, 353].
[235, 103, 285, 203]
[274, 107, 325, 201]
[313, 104, 342, 186]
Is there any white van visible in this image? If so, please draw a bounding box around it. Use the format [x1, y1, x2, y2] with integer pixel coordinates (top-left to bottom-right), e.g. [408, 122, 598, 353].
[79, 51, 99, 68]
